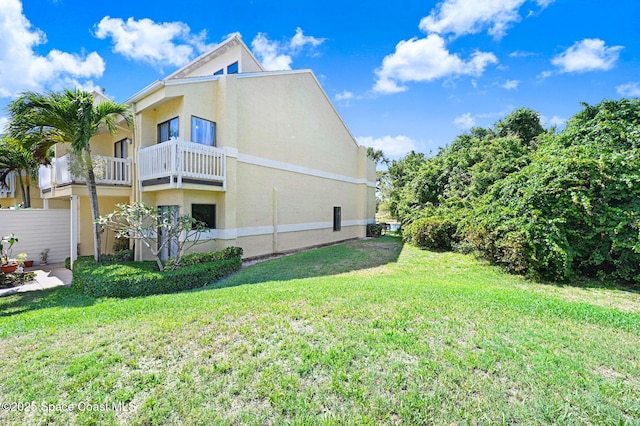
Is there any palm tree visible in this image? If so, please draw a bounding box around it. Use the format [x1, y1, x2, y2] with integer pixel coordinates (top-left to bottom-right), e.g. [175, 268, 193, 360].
[0, 136, 40, 208]
[7, 89, 132, 261]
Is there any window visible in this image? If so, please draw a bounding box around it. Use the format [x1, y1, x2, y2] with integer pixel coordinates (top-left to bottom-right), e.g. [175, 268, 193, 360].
[227, 61, 239, 74]
[192, 204, 216, 229]
[333, 206, 342, 231]
[213, 68, 224, 76]
[191, 116, 216, 146]
[157, 117, 179, 143]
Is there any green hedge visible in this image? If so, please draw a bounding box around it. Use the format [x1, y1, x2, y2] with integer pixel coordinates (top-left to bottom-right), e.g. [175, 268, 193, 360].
[72, 247, 243, 298]
[168, 246, 243, 269]
[403, 217, 457, 251]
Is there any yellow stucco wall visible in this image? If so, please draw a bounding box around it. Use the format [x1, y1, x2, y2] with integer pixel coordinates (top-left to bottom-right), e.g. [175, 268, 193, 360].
[132, 60, 375, 260]
[77, 195, 132, 256]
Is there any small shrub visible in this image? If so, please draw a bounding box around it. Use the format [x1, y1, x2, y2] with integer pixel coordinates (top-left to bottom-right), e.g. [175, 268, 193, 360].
[112, 237, 130, 252]
[366, 223, 385, 238]
[102, 249, 134, 263]
[404, 217, 457, 251]
[168, 247, 243, 269]
[1, 271, 36, 288]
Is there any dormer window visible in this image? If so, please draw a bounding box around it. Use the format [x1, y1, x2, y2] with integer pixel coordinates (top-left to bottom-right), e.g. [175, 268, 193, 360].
[227, 61, 239, 74]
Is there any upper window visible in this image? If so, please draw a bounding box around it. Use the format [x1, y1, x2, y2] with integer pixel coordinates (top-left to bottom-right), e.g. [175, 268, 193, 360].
[213, 68, 224, 76]
[191, 116, 216, 146]
[158, 117, 179, 143]
[192, 204, 216, 229]
[227, 61, 239, 74]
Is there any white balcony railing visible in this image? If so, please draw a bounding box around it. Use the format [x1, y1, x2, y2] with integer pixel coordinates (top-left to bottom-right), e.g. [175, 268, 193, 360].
[38, 153, 132, 191]
[138, 138, 226, 188]
[0, 171, 17, 198]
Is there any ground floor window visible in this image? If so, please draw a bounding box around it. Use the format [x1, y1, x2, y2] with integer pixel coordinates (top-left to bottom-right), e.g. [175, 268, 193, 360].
[192, 204, 216, 229]
[333, 206, 341, 231]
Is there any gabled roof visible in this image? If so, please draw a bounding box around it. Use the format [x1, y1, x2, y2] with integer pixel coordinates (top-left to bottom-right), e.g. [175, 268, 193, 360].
[166, 33, 264, 80]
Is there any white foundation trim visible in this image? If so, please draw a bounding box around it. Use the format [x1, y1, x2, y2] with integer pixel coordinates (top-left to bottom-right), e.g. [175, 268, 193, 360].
[208, 220, 370, 240]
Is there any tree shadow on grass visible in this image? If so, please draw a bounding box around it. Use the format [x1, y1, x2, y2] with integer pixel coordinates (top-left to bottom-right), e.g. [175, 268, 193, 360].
[205, 235, 404, 291]
[0, 237, 405, 314]
[0, 286, 95, 319]
[531, 275, 640, 294]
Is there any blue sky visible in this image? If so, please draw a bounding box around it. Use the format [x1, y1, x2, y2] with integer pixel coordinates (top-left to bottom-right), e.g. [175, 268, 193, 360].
[1, 0, 638, 158]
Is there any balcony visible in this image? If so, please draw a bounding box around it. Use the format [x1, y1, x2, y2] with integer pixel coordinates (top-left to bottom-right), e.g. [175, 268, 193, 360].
[0, 171, 17, 198]
[38, 153, 132, 192]
[138, 138, 226, 189]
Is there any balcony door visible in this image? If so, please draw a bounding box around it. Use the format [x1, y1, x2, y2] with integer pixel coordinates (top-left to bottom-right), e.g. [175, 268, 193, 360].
[114, 138, 128, 181]
[158, 205, 179, 262]
[158, 117, 179, 143]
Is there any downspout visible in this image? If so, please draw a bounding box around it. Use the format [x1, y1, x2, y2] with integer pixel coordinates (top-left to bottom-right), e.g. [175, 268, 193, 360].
[273, 187, 278, 254]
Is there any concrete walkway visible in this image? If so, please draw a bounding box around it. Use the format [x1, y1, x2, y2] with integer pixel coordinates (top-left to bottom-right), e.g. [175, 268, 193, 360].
[0, 262, 72, 297]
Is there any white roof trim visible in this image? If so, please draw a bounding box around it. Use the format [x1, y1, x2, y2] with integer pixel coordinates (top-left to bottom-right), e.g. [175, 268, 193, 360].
[166, 34, 264, 80]
[125, 80, 164, 105]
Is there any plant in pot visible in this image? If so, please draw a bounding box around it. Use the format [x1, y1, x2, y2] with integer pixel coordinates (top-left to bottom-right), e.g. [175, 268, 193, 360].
[17, 253, 34, 268]
[16, 253, 33, 270]
[1, 234, 19, 274]
[40, 248, 50, 266]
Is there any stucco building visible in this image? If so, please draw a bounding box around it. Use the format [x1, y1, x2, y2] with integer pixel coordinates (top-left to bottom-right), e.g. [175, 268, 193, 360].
[33, 34, 376, 261]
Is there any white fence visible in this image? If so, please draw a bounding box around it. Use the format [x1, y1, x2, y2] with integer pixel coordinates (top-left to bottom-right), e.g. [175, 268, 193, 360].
[0, 209, 70, 265]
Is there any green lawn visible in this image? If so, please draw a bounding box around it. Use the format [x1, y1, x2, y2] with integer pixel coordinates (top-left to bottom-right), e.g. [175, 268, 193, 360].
[1, 236, 639, 425]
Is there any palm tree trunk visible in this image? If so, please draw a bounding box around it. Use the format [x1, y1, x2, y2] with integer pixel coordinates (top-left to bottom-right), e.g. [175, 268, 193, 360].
[24, 174, 31, 208]
[84, 147, 102, 261]
[17, 173, 27, 208]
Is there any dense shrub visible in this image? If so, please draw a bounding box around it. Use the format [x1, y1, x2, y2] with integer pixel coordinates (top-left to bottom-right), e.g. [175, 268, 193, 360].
[102, 249, 134, 263]
[168, 246, 243, 269]
[404, 217, 457, 250]
[389, 99, 640, 286]
[471, 141, 640, 282]
[73, 247, 243, 298]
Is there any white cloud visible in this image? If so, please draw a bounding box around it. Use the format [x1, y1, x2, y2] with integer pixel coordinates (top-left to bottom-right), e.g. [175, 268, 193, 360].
[509, 50, 535, 58]
[373, 34, 497, 94]
[0, 116, 8, 133]
[0, 0, 104, 98]
[616, 82, 640, 97]
[335, 90, 354, 101]
[546, 115, 566, 128]
[94, 16, 212, 69]
[501, 79, 519, 89]
[290, 27, 325, 51]
[334, 90, 356, 106]
[357, 135, 417, 158]
[419, 0, 554, 39]
[251, 33, 293, 71]
[453, 112, 475, 129]
[251, 28, 325, 71]
[551, 38, 623, 73]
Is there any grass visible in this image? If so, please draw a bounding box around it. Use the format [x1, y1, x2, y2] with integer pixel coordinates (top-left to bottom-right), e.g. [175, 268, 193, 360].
[0, 236, 639, 425]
